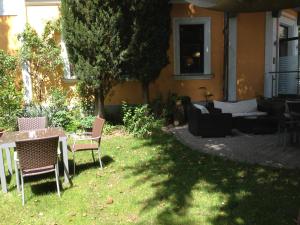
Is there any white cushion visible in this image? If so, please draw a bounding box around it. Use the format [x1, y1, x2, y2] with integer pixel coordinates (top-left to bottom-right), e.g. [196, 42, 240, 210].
[232, 111, 267, 118]
[193, 104, 209, 114]
[213, 99, 258, 114]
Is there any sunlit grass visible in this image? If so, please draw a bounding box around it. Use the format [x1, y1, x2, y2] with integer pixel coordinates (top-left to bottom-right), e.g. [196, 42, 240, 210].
[0, 131, 299, 225]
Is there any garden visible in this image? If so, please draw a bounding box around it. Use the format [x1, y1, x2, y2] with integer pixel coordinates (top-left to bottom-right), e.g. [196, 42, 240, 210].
[0, 1, 300, 225]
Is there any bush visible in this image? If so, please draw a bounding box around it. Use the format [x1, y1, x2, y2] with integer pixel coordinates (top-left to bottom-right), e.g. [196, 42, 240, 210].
[80, 115, 95, 131]
[122, 102, 162, 138]
[0, 50, 23, 130]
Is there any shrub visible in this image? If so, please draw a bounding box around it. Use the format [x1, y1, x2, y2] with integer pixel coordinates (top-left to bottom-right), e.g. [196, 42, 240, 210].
[0, 50, 23, 130]
[80, 115, 96, 131]
[122, 102, 162, 138]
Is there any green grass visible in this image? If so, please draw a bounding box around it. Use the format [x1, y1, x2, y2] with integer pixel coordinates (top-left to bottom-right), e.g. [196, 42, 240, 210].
[0, 131, 300, 225]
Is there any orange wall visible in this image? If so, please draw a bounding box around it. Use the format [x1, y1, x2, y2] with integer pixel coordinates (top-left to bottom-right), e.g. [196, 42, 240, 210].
[236, 12, 266, 100]
[106, 4, 225, 105]
[0, 15, 20, 53]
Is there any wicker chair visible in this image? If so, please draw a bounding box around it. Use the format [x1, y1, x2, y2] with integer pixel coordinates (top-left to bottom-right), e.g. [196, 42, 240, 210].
[68, 117, 105, 175]
[18, 117, 47, 131]
[15, 136, 61, 205]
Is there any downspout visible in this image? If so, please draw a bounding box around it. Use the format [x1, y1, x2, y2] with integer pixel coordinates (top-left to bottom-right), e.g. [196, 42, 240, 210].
[223, 12, 229, 101]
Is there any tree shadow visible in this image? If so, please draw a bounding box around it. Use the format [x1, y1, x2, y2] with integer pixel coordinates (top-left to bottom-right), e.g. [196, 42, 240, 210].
[69, 155, 114, 175]
[128, 132, 300, 225]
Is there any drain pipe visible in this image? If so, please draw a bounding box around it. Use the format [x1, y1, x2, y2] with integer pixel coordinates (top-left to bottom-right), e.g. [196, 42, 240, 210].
[223, 12, 229, 101]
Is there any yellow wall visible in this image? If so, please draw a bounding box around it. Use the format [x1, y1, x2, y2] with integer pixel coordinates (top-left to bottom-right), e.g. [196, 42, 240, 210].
[236, 12, 266, 100]
[0, 15, 22, 53]
[107, 4, 225, 105]
[25, 4, 77, 100]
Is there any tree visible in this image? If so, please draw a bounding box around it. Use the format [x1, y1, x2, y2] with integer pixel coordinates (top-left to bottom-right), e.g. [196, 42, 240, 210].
[0, 50, 23, 130]
[61, 0, 131, 117]
[18, 21, 62, 103]
[124, 0, 171, 103]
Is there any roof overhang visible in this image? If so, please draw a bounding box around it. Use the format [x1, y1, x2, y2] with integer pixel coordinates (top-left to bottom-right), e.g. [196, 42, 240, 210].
[185, 0, 300, 13]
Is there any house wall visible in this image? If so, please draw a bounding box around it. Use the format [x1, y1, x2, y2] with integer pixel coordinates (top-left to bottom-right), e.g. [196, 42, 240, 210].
[25, 4, 77, 99]
[108, 3, 225, 105]
[236, 12, 266, 100]
[1, 1, 298, 106]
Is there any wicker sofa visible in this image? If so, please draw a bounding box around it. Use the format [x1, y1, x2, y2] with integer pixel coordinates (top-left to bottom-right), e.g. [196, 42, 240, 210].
[188, 99, 279, 137]
[188, 103, 233, 137]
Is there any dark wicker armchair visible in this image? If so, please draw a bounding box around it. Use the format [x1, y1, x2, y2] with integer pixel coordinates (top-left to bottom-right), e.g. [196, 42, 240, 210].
[15, 136, 61, 205]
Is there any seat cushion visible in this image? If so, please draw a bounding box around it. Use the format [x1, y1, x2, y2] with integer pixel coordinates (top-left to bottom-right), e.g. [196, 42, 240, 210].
[232, 111, 268, 118]
[23, 165, 55, 177]
[214, 99, 258, 114]
[68, 143, 99, 152]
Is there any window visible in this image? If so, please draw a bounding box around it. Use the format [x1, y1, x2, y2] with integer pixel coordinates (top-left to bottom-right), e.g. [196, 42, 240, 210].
[174, 17, 211, 77]
[279, 25, 289, 57]
[0, 0, 19, 15]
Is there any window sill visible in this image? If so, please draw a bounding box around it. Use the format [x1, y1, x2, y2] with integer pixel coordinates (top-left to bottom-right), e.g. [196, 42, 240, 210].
[174, 74, 214, 80]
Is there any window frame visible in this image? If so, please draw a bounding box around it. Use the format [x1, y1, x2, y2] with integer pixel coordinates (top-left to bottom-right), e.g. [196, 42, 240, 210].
[173, 17, 212, 78]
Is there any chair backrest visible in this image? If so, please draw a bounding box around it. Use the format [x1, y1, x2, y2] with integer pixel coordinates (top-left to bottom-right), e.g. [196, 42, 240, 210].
[91, 117, 105, 139]
[286, 101, 300, 114]
[18, 117, 47, 131]
[16, 136, 59, 171]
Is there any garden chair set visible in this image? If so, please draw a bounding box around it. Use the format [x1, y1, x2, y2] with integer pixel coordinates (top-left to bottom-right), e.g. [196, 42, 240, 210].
[278, 100, 300, 148]
[0, 116, 105, 205]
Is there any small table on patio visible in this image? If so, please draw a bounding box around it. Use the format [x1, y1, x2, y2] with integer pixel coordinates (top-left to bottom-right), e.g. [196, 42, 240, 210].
[0, 127, 70, 193]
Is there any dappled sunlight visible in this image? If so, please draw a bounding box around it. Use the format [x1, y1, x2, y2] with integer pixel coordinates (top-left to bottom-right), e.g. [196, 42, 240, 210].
[127, 132, 300, 225]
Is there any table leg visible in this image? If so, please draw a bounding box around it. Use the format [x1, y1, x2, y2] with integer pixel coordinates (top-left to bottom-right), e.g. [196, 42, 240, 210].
[61, 138, 70, 184]
[0, 148, 7, 193]
[5, 148, 12, 175]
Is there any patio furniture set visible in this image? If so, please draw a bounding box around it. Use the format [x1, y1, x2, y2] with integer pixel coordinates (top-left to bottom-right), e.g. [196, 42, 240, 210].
[188, 98, 300, 145]
[0, 116, 105, 205]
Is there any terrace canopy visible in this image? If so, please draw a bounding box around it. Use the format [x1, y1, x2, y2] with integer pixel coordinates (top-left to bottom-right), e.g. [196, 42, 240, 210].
[186, 0, 300, 13]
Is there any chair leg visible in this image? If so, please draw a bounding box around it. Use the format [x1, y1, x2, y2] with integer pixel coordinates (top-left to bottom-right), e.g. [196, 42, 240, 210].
[98, 147, 103, 169]
[14, 160, 20, 192]
[55, 163, 61, 197]
[91, 150, 95, 163]
[73, 152, 76, 175]
[5, 148, 12, 175]
[20, 172, 25, 206]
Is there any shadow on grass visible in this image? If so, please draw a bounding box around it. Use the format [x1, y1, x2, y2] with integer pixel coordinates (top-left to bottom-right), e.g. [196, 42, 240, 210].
[128, 132, 300, 225]
[70, 155, 114, 175]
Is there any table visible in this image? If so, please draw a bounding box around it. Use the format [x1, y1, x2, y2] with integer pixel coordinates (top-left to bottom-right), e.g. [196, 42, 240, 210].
[0, 128, 70, 193]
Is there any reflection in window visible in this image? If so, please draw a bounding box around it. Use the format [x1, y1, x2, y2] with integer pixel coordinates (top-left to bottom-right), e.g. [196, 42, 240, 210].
[179, 24, 204, 74]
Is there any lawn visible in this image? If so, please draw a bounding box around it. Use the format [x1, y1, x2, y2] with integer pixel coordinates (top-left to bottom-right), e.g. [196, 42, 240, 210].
[0, 130, 300, 225]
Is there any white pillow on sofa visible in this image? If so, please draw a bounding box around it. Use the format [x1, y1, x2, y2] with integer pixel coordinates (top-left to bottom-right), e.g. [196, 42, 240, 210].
[193, 104, 209, 114]
[213, 99, 258, 114]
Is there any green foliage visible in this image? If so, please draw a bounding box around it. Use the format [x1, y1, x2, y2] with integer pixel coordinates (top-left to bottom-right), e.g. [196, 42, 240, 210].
[124, 0, 171, 102]
[80, 115, 96, 130]
[61, 0, 132, 117]
[122, 102, 162, 138]
[0, 50, 23, 130]
[18, 21, 62, 103]
[20, 88, 74, 131]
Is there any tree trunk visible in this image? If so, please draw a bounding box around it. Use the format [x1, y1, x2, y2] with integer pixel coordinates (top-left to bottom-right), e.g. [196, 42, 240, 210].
[142, 82, 150, 104]
[96, 90, 105, 118]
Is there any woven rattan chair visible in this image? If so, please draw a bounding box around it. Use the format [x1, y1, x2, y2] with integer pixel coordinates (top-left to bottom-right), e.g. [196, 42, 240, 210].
[68, 117, 105, 175]
[18, 117, 47, 131]
[15, 136, 61, 205]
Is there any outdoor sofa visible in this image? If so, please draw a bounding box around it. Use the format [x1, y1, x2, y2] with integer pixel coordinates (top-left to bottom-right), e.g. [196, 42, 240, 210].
[188, 98, 279, 137]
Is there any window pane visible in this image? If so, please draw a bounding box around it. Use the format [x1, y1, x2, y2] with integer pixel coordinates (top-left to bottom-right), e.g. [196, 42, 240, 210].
[279, 25, 289, 57]
[179, 24, 204, 74]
